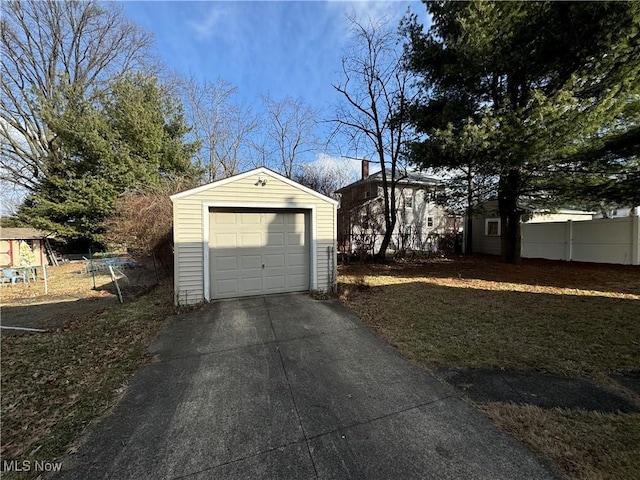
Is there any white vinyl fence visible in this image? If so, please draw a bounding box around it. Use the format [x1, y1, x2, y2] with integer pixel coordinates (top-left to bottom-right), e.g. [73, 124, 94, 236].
[522, 215, 640, 265]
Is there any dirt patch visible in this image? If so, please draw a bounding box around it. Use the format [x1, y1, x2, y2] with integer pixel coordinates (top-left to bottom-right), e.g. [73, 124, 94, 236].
[438, 367, 639, 413]
[1, 262, 117, 334]
[1, 297, 116, 333]
[613, 372, 640, 395]
[0, 261, 160, 333]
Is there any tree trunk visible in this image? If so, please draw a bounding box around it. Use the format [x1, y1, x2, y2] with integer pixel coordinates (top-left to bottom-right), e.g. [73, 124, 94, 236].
[377, 184, 395, 260]
[465, 174, 474, 254]
[377, 213, 396, 260]
[375, 136, 396, 260]
[500, 211, 522, 264]
[498, 169, 522, 264]
[376, 191, 392, 259]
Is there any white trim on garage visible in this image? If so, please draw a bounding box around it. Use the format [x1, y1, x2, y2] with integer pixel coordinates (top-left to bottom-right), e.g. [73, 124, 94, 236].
[202, 201, 318, 302]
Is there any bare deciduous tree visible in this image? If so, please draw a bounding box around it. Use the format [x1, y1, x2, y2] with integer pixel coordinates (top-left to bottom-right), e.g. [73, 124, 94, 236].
[260, 95, 319, 178]
[294, 158, 357, 199]
[332, 14, 416, 258]
[0, 0, 153, 190]
[181, 77, 258, 181]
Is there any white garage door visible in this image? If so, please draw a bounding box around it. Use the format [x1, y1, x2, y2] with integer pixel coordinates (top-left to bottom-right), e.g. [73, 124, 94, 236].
[209, 209, 309, 299]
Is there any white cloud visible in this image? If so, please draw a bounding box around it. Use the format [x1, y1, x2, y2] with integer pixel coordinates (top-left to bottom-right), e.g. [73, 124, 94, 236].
[345, 0, 409, 23]
[325, 0, 421, 37]
[304, 152, 380, 184]
[314, 152, 359, 172]
[187, 5, 230, 40]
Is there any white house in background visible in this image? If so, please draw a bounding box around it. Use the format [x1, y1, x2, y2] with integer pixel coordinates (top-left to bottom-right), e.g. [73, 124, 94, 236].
[336, 160, 452, 255]
[471, 200, 594, 256]
[592, 206, 639, 219]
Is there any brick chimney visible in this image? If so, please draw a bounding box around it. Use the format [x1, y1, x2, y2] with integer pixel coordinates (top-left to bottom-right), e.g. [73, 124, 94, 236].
[361, 159, 370, 180]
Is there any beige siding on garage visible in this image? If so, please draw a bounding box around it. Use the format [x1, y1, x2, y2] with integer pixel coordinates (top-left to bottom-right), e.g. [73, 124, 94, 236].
[172, 168, 337, 305]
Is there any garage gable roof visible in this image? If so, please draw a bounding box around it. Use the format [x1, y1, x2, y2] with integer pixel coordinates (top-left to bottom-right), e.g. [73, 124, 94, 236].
[170, 167, 339, 205]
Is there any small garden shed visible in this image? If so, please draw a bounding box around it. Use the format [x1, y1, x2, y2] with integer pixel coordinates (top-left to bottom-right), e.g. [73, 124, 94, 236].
[170, 167, 338, 305]
[0, 228, 48, 267]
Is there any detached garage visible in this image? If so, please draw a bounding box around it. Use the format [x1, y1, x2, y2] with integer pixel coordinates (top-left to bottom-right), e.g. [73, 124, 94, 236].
[170, 167, 338, 305]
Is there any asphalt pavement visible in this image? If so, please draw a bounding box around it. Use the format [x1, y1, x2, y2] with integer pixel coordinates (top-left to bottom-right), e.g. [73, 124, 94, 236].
[54, 294, 561, 479]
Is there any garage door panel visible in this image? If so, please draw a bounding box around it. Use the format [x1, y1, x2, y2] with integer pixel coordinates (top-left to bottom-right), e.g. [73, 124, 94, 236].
[290, 214, 306, 229]
[265, 275, 285, 290]
[215, 233, 238, 248]
[210, 210, 310, 299]
[216, 278, 239, 295]
[288, 252, 307, 267]
[240, 233, 262, 247]
[215, 256, 238, 271]
[288, 273, 308, 289]
[241, 276, 263, 292]
[240, 213, 262, 225]
[241, 254, 263, 269]
[287, 232, 305, 246]
[266, 232, 285, 247]
[265, 254, 285, 268]
[265, 212, 285, 225]
[213, 212, 238, 224]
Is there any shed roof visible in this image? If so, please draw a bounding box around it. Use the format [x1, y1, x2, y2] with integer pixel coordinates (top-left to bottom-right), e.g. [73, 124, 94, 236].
[0, 227, 48, 240]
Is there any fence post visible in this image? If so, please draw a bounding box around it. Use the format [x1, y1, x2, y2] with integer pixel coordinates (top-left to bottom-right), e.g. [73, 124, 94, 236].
[42, 264, 48, 295]
[631, 214, 639, 266]
[565, 220, 573, 262]
[151, 251, 160, 285]
[108, 265, 123, 303]
[89, 248, 96, 290]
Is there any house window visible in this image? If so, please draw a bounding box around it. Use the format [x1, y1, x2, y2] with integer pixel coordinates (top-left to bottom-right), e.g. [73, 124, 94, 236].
[427, 217, 433, 227]
[485, 218, 501, 236]
[405, 195, 413, 209]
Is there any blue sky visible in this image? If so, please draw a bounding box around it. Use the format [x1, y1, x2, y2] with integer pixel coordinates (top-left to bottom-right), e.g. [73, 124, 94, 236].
[123, 0, 425, 107]
[0, 1, 430, 214]
[121, 0, 429, 170]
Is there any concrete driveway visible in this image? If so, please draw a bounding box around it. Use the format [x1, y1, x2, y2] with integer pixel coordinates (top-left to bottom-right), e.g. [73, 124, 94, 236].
[56, 294, 560, 479]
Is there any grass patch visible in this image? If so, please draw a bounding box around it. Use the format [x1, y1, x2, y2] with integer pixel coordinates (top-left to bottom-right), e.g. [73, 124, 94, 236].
[1, 262, 114, 304]
[339, 257, 640, 377]
[1, 282, 177, 479]
[339, 255, 640, 479]
[481, 404, 640, 480]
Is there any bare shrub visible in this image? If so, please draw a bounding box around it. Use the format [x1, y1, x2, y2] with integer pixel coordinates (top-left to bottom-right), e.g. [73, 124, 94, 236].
[105, 176, 198, 271]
